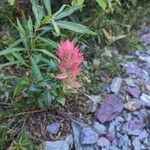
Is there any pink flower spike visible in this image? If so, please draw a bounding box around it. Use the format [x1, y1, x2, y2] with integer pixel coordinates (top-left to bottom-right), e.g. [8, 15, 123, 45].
[56, 40, 84, 91]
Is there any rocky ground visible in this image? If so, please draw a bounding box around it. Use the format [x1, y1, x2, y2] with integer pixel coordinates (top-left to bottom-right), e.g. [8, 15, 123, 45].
[43, 30, 150, 150]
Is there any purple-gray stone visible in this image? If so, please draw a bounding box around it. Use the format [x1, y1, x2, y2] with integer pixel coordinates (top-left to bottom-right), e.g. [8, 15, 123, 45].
[106, 133, 114, 142]
[124, 61, 141, 77]
[46, 123, 60, 134]
[123, 118, 145, 135]
[138, 130, 148, 141]
[81, 127, 99, 145]
[140, 32, 150, 44]
[95, 94, 123, 123]
[126, 85, 141, 98]
[129, 118, 145, 130]
[97, 137, 111, 147]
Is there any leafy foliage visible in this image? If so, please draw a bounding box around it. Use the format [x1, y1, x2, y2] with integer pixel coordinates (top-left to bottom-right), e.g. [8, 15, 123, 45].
[0, 0, 149, 149]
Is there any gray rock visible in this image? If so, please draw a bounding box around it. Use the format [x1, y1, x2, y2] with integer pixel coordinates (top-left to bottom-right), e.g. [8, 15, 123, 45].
[97, 137, 111, 147]
[126, 113, 132, 121]
[93, 121, 107, 134]
[71, 121, 82, 150]
[143, 138, 150, 146]
[118, 134, 129, 148]
[44, 140, 69, 150]
[88, 95, 101, 113]
[139, 70, 149, 81]
[46, 123, 60, 134]
[140, 93, 150, 106]
[144, 82, 150, 92]
[135, 50, 141, 56]
[89, 95, 101, 104]
[139, 55, 150, 64]
[146, 48, 150, 55]
[110, 77, 122, 94]
[140, 32, 150, 45]
[124, 61, 141, 77]
[106, 133, 113, 142]
[138, 130, 148, 141]
[124, 78, 136, 87]
[65, 134, 73, 148]
[132, 138, 141, 150]
[123, 118, 145, 136]
[95, 94, 123, 123]
[126, 85, 141, 98]
[108, 122, 116, 136]
[115, 116, 124, 123]
[81, 127, 99, 144]
[71, 121, 95, 150]
[122, 145, 130, 150]
[109, 145, 119, 150]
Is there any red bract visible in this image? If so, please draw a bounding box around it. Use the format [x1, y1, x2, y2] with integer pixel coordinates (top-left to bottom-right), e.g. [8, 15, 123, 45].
[56, 40, 84, 91]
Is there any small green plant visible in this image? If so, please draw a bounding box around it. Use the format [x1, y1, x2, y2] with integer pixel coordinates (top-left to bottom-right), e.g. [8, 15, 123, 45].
[0, 0, 95, 108]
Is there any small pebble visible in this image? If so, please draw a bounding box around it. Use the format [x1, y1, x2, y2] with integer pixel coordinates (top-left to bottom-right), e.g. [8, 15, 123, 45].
[93, 121, 106, 134]
[132, 138, 141, 150]
[81, 127, 99, 144]
[46, 123, 60, 134]
[126, 85, 141, 98]
[97, 137, 111, 147]
[110, 77, 122, 94]
[140, 93, 150, 106]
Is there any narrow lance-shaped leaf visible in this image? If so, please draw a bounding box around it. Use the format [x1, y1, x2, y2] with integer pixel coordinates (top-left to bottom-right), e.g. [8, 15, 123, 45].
[31, 57, 43, 81]
[27, 16, 33, 37]
[0, 48, 25, 56]
[52, 19, 60, 35]
[71, 0, 85, 6]
[96, 0, 107, 10]
[33, 49, 59, 61]
[37, 37, 59, 49]
[56, 21, 96, 35]
[17, 18, 28, 50]
[43, 0, 51, 15]
[31, 0, 44, 28]
[54, 5, 82, 20]
[53, 4, 67, 18]
[0, 61, 21, 69]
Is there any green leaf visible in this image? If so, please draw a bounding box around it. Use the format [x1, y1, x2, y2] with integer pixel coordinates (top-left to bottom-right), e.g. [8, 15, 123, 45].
[71, 0, 85, 6]
[96, 0, 107, 10]
[43, 0, 51, 15]
[56, 21, 96, 35]
[8, 36, 31, 48]
[17, 18, 28, 50]
[93, 58, 100, 69]
[31, 57, 43, 81]
[52, 19, 60, 35]
[57, 97, 66, 106]
[31, 0, 44, 28]
[0, 48, 25, 56]
[37, 37, 59, 49]
[53, 4, 66, 18]
[33, 49, 58, 60]
[0, 61, 21, 69]
[8, 0, 15, 6]
[12, 52, 24, 63]
[54, 5, 82, 20]
[43, 91, 53, 105]
[14, 77, 29, 96]
[27, 16, 33, 37]
[4, 54, 14, 62]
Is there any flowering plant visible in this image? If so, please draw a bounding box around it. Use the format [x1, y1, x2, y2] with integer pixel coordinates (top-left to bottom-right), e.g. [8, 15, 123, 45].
[56, 40, 84, 92]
